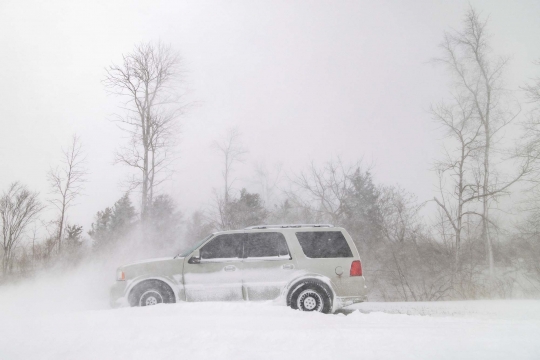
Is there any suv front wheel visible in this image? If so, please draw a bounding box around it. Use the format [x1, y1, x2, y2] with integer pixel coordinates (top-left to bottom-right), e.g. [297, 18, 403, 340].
[129, 280, 176, 307]
[288, 281, 332, 314]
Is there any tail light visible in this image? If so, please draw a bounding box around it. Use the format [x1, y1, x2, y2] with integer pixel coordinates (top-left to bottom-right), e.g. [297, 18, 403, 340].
[350, 260, 362, 276]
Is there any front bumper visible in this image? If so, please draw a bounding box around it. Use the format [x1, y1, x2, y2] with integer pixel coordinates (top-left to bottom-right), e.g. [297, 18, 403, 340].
[109, 281, 128, 308]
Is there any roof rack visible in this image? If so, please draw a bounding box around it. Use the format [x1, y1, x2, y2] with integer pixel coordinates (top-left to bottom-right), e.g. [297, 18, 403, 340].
[244, 224, 334, 230]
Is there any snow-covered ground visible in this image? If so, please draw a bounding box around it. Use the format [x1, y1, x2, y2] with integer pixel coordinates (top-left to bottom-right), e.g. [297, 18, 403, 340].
[1, 269, 540, 360]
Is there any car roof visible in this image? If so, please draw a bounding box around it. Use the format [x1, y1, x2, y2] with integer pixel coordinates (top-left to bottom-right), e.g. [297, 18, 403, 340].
[244, 224, 334, 229]
[211, 224, 342, 236]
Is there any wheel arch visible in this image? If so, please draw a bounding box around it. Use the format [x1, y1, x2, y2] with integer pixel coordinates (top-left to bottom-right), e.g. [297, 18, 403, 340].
[126, 277, 178, 305]
[284, 275, 335, 308]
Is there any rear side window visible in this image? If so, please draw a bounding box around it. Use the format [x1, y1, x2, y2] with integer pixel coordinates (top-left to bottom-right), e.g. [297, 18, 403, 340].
[295, 231, 353, 258]
[200, 234, 244, 260]
[244, 232, 291, 259]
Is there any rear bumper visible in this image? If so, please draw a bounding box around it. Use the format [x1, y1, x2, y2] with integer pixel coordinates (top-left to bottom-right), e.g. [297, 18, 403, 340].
[335, 295, 367, 309]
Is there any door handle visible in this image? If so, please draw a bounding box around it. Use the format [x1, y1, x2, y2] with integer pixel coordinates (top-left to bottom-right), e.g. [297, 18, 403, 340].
[224, 265, 236, 272]
[282, 264, 294, 270]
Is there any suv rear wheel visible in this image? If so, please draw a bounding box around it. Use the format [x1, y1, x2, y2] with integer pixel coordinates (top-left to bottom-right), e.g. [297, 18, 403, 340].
[129, 280, 175, 307]
[288, 281, 332, 314]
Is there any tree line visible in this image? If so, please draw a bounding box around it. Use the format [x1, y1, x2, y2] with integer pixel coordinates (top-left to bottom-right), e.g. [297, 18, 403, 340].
[1, 7, 540, 300]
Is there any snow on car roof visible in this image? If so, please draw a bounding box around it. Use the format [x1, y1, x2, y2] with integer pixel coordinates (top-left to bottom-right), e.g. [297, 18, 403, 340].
[244, 224, 334, 229]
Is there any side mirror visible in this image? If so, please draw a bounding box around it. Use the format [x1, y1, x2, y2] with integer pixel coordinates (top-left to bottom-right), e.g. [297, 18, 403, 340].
[189, 249, 201, 264]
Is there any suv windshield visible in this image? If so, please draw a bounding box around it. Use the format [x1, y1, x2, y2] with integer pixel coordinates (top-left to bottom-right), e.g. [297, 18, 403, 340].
[176, 234, 214, 258]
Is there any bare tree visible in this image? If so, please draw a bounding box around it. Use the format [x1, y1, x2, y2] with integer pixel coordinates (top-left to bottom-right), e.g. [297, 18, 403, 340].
[212, 127, 248, 229]
[431, 94, 483, 272]
[30, 223, 39, 269]
[252, 161, 283, 207]
[434, 7, 532, 275]
[523, 60, 540, 104]
[379, 185, 425, 244]
[511, 62, 540, 291]
[47, 135, 87, 254]
[104, 42, 184, 221]
[213, 127, 248, 205]
[287, 158, 359, 224]
[521, 60, 540, 184]
[1, 182, 44, 275]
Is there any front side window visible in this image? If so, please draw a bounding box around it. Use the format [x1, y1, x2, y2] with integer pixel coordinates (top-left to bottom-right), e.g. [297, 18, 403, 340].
[244, 232, 291, 260]
[200, 234, 244, 261]
[295, 231, 353, 258]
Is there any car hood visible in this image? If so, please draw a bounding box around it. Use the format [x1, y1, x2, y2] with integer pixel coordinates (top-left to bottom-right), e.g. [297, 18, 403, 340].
[122, 257, 176, 268]
[119, 257, 185, 280]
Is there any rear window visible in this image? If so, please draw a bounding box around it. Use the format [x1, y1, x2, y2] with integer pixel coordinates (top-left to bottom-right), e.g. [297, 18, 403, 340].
[295, 231, 353, 258]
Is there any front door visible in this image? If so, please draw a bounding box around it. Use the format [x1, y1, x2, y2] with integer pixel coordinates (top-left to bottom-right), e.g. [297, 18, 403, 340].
[183, 233, 245, 302]
[241, 231, 297, 301]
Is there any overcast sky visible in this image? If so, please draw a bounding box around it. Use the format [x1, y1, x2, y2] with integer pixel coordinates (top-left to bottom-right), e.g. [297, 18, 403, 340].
[1, 0, 539, 231]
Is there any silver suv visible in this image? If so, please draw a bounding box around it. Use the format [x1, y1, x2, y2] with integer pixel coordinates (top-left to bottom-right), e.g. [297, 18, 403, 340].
[110, 224, 367, 313]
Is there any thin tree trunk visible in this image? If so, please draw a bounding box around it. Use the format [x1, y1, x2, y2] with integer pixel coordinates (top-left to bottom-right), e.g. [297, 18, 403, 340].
[2, 250, 7, 275]
[58, 204, 66, 253]
[142, 141, 149, 221]
[481, 97, 494, 276]
[454, 136, 467, 275]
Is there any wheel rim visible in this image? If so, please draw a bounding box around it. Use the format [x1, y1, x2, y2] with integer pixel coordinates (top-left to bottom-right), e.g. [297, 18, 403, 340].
[297, 289, 323, 312]
[145, 296, 158, 306]
[139, 290, 163, 306]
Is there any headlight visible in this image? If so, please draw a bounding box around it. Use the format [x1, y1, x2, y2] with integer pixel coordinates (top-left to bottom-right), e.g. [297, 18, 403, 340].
[116, 270, 125, 281]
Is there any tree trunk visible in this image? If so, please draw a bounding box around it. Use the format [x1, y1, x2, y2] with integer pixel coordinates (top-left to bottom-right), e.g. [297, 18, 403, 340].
[482, 105, 495, 276]
[2, 249, 8, 275]
[58, 203, 66, 254]
[141, 135, 149, 221]
[455, 217, 462, 274]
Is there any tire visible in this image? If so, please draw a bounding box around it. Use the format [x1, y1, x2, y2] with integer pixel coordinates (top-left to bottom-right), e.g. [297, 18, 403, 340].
[288, 280, 333, 314]
[129, 280, 176, 307]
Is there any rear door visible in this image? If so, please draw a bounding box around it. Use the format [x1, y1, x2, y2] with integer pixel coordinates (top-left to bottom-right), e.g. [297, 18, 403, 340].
[183, 233, 245, 301]
[241, 231, 297, 301]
